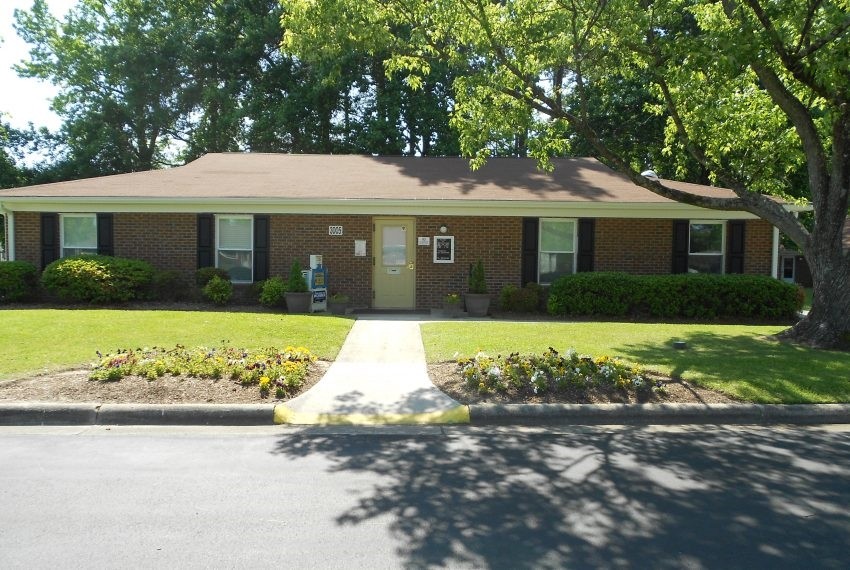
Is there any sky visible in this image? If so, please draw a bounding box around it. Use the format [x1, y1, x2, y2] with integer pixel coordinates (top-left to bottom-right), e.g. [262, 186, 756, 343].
[1, 0, 77, 131]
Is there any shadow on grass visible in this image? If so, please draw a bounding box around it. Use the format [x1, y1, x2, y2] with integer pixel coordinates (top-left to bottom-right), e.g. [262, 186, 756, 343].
[271, 427, 850, 568]
[614, 332, 850, 403]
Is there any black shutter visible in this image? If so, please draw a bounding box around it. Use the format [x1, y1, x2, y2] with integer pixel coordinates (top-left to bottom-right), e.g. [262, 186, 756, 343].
[577, 218, 595, 272]
[521, 217, 539, 285]
[672, 220, 689, 274]
[97, 213, 114, 256]
[727, 220, 745, 274]
[254, 215, 270, 282]
[197, 214, 214, 268]
[40, 213, 59, 269]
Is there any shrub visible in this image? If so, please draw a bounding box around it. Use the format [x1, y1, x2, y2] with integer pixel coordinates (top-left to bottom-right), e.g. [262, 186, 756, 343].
[498, 282, 541, 313]
[259, 277, 287, 307]
[287, 260, 308, 293]
[147, 269, 190, 302]
[202, 275, 233, 305]
[547, 272, 802, 320]
[195, 266, 230, 287]
[468, 260, 487, 294]
[41, 255, 154, 303]
[0, 260, 38, 302]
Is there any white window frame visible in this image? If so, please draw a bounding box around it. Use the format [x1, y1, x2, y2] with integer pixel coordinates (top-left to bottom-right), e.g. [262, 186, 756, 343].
[59, 213, 98, 258]
[688, 220, 726, 274]
[538, 218, 578, 285]
[215, 214, 254, 283]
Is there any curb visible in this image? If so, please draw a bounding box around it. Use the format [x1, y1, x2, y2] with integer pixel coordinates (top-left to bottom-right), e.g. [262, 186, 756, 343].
[273, 403, 471, 425]
[2, 402, 850, 427]
[468, 403, 850, 425]
[0, 403, 275, 426]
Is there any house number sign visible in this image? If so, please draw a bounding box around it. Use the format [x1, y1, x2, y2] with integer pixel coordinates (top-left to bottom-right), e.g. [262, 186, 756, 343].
[328, 225, 344, 236]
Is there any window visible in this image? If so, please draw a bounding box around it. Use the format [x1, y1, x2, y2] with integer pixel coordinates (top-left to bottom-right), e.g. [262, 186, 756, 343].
[539, 218, 576, 284]
[689, 221, 725, 274]
[60, 214, 97, 257]
[216, 215, 253, 283]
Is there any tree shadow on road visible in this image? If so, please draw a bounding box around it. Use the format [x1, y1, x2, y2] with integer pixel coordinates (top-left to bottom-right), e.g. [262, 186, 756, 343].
[271, 426, 850, 568]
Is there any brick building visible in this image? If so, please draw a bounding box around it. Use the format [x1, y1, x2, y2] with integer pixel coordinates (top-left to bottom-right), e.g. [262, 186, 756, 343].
[0, 154, 801, 310]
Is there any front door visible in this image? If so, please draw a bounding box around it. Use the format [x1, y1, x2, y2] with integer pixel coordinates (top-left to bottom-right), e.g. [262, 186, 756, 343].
[373, 217, 416, 308]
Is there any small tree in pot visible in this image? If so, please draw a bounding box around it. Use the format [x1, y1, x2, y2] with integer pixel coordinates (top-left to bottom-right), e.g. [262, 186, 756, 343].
[284, 260, 312, 313]
[465, 260, 490, 317]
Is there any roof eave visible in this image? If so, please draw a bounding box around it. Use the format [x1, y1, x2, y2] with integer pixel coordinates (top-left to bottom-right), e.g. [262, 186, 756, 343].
[0, 196, 783, 220]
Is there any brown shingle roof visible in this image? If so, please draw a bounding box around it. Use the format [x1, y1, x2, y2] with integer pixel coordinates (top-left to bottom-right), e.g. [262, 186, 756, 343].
[0, 153, 739, 203]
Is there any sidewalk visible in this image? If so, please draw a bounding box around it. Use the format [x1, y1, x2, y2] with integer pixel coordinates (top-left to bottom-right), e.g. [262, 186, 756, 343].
[273, 316, 470, 425]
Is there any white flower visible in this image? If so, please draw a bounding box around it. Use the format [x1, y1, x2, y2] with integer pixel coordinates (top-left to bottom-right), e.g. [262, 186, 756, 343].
[488, 366, 501, 378]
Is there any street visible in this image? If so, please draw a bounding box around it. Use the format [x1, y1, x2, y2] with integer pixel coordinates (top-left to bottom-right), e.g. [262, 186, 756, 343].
[1, 424, 849, 569]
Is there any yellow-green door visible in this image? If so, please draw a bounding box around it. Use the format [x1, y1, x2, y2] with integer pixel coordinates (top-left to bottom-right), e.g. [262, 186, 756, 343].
[373, 217, 416, 308]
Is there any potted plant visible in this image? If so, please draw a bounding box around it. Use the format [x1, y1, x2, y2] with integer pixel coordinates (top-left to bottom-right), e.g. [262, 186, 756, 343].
[284, 260, 312, 313]
[443, 292, 461, 317]
[327, 292, 350, 315]
[465, 260, 490, 317]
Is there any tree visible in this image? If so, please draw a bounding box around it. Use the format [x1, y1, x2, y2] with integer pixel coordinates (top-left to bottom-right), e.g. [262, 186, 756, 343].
[282, 0, 850, 348]
[14, 0, 209, 172]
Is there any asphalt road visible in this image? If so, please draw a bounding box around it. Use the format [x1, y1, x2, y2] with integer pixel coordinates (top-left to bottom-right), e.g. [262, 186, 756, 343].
[1, 424, 849, 569]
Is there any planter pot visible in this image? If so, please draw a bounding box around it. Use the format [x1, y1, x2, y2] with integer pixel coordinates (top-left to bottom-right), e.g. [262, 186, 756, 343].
[328, 300, 349, 315]
[442, 301, 462, 317]
[465, 293, 491, 317]
[285, 291, 312, 314]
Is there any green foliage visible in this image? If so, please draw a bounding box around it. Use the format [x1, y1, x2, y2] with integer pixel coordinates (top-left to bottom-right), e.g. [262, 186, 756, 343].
[89, 343, 316, 398]
[547, 273, 802, 320]
[468, 260, 487, 294]
[259, 277, 288, 308]
[40, 255, 154, 303]
[498, 282, 542, 313]
[0, 261, 39, 303]
[458, 348, 660, 400]
[202, 275, 233, 305]
[195, 266, 230, 287]
[147, 269, 190, 302]
[287, 261, 309, 293]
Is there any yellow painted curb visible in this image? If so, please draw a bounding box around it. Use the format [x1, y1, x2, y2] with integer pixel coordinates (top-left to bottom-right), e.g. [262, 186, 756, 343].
[273, 404, 470, 425]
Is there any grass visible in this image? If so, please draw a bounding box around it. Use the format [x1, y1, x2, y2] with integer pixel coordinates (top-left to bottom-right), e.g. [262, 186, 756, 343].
[0, 309, 354, 380]
[420, 321, 850, 404]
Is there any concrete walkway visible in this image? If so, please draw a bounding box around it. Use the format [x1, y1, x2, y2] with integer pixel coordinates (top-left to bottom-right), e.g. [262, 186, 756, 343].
[273, 316, 469, 425]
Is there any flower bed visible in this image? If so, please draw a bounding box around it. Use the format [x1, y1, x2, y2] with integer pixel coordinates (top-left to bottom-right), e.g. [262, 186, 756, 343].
[457, 348, 663, 400]
[90, 344, 316, 398]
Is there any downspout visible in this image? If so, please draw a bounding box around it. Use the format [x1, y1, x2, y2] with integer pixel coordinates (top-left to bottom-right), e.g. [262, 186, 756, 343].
[771, 226, 779, 279]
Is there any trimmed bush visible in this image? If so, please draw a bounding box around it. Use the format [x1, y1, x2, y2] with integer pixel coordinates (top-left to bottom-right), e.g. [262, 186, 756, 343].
[499, 282, 541, 313]
[41, 255, 154, 303]
[259, 277, 287, 308]
[195, 266, 230, 287]
[147, 269, 191, 302]
[202, 275, 233, 305]
[0, 261, 39, 303]
[548, 272, 802, 320]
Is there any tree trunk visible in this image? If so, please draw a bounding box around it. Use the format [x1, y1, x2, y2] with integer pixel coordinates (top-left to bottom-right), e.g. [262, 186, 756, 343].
[777, 253, 850, 349]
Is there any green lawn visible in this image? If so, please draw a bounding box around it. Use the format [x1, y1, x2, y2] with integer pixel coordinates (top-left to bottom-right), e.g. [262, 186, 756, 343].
[420, 321, 850, 404]
[0, 309, 354, 380]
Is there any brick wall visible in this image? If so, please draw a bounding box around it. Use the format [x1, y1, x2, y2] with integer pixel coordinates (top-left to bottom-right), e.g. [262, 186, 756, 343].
[11, 211, 777, 308]
[595, 218, 673, 274]
[11, 212, 40, 267]
[595, 218, 775, 276]
[744, 219, 774, 275]
[415, 216, 523, 309]
[269, 215, 373, 308]
[114, 213, 197, 277]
